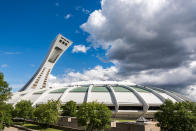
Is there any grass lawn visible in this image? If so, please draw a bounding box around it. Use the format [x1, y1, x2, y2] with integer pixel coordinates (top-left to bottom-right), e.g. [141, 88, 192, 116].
[116, 119, 136, 122]
[14, 122, 62, 131]
[112, 119, 136, 122]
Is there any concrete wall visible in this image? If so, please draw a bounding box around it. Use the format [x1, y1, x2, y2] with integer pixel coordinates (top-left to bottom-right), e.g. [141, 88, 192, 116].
[57, 116, 160, 131]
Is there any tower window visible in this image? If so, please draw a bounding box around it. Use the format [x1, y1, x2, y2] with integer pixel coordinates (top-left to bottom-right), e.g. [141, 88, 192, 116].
[48, 47, 63, 63]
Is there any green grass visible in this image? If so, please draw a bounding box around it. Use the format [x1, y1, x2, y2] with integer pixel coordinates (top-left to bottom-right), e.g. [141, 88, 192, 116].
[111, 119, 136, 122]
[14, 122, 62, 131]
[116, 119, 136, 122]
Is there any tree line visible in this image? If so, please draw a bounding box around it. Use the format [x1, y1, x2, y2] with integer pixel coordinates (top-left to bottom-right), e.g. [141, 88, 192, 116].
[4, 100, 112, 131]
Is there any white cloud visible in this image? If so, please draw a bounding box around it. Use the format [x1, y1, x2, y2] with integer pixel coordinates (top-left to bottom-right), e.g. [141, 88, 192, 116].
[48, 64, 194, 87]
[75, 6, 90, 14]
[3, 52, 21, 55]
[64, 14, 71, 19]
[81, 10, 106, 29]
[48, 65, 119, 87]
[182, 85, 196, 102]
[48, 62, 196, 101]
[81, 0, 196, 71]
[46, 0, 196, 101]
[1, 64, 8, 68]
[72, 45, 90, 53]
[66, 65, 118, 81]
[82, 8, 90, 14]
[11, 84, 24, 90]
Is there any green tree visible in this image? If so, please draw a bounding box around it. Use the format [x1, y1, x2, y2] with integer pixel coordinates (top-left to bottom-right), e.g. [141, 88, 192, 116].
[62, 101, 77, 117]
[0, 103, 14, 130]
[0, 73, 12, 130]
[155, 100, 196, 131]
[14, 100, 34, 122]
[34, 100, 61, 127]
[0, 73, 12, 102]
[77, 102, 112, 131]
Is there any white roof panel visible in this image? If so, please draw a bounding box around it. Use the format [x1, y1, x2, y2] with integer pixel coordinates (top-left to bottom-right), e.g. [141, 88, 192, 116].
[62, 93, 86, 104]
[159, 93, 177, 102]
[115, 92, 141, 105]
[24, 94, 41, 103]
[40, 93, 62, 103]
[139, 93, 163, 105]
[89, 92, 114, 105]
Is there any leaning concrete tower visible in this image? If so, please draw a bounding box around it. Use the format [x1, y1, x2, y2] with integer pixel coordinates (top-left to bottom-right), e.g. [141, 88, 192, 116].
[20, 34, 73, 91]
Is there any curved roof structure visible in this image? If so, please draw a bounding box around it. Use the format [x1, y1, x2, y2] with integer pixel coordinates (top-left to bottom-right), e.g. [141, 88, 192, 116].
[8, 81, 190, 119]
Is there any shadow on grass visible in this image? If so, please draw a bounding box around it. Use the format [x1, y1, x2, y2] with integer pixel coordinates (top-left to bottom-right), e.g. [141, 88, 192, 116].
[24, 123, 48, 130]
[13, 121, 63, 131]
[14, 122, 48, 130]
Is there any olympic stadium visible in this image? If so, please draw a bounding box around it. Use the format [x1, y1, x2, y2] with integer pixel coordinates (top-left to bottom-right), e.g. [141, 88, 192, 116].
[7, 34, 191, 120]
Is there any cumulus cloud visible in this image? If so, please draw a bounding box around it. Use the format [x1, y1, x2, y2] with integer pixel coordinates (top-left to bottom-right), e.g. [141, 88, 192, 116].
[53, 61, 196, 91]
[182, 85, 196, 102]
[78, 0, 196, 100]
[47, 0, 196, 101]
[81, 0, 196, 72]
[64, 14, 71, 19]
[66, 66, 118, 81]
[75, 6, 91, 14]
[48, 66, 118, 86]
[72, 45, 90, 53]
[82, 8, 90, 14]
[48, 62, 196, 100]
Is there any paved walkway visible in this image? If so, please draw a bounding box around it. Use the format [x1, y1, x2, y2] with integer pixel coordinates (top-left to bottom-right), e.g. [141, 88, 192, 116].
[4, 127, 25, 131]
[4, 126, 38, 131]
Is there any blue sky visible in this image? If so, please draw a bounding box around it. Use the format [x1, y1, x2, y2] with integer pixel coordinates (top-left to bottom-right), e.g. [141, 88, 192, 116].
[0, 0, 112, 91]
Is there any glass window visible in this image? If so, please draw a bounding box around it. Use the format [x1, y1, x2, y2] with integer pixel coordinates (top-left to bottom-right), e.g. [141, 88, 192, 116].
[48, 47, 63, 63]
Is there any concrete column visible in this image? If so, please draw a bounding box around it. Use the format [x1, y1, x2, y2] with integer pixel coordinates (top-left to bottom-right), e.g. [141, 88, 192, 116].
[139, 86, 166, 103]
[106, 85, 119, 113]
[122, 85, 149, 122]
[32, 87, 66, 106]
[85, 85, 93, 103]
[59, 86, 78, 104]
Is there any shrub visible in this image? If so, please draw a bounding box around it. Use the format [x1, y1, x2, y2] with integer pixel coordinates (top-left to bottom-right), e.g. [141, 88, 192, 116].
[62, 101, 77, 117]
[14, 100, 34, 121]
[34, 100, 61, 127]
[0, 102, 14, 129]
[77, 102, 112, 131]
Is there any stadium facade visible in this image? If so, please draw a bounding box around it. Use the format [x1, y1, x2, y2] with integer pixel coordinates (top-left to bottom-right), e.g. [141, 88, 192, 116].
[8, 34, 190, 120]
